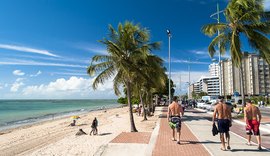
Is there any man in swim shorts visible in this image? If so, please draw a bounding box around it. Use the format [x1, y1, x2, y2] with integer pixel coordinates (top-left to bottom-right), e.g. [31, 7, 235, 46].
[167, 96, 184, 144]
[244, 99, 262, 150]
[213, 97, 232, 151]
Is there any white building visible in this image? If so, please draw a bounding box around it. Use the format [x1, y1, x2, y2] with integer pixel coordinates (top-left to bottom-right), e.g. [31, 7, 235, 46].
[209, 62, 220, 77]
[188, 76, 220, 98]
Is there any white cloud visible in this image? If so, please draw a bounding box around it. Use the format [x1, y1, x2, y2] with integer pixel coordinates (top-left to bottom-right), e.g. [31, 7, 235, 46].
[87, 47, 108, 55]
[190, 50, 208, 55]
[51, 72, 87, 76]
[10, 78, 25, 92]
[13, 70, 25, 76]
[22, 76, 116, 99]
[163, 58, 210, 65]
[30, 70, 42, 77]
[264, 0, 270, 10]
[0, 44, 58, 57]
[75, 43, 108, 55]
[0, 59, 86, 68]
[0, 83, 3, 89]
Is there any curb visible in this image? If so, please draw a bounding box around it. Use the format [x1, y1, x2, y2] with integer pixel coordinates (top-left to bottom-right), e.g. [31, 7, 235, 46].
[145, 117, 161, 156]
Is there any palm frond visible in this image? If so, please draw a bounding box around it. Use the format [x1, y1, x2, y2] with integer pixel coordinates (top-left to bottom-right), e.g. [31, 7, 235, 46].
[92, 65, 115, 90]
[201, 23, 227, 37]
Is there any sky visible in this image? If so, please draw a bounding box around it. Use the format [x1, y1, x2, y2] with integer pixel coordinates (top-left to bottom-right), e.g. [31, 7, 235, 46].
[0, 0, 270, 99]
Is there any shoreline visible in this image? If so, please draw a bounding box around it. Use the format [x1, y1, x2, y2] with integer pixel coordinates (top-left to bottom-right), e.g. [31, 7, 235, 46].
[0, 105, 157, 156]
[0, 103, 122, 133]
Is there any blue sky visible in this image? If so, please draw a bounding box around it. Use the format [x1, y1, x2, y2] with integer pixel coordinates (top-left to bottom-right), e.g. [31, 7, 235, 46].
[0, 0, 269, 99]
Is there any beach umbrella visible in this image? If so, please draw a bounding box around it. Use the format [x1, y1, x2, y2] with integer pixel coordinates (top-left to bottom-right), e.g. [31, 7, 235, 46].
[70, 116, 80, 120]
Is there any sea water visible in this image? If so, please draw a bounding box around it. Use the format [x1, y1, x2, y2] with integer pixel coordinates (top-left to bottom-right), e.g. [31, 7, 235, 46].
[0, 99, 119, 131]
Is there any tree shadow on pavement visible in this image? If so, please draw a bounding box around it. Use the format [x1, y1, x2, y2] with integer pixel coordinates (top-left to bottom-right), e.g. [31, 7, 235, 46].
[179, 139, 220, 145]
[230, 149, 270, 152]
[98, 133, 112, 136]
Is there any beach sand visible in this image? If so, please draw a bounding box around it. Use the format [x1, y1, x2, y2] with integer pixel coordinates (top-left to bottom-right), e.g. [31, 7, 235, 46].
[0, 106, 158, 156]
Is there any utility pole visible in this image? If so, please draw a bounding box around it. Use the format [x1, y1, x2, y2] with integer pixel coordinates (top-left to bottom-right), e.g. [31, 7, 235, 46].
[210, 3, 223, 96]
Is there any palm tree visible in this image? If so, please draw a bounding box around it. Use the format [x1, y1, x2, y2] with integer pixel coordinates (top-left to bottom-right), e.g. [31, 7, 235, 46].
[202, 0, 270, 105]
[132, 55, 167, 120]
[87, 21, 160, 132]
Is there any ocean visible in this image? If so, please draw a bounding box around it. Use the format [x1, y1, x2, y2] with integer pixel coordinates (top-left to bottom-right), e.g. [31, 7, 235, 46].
[0, 99, 119, 131]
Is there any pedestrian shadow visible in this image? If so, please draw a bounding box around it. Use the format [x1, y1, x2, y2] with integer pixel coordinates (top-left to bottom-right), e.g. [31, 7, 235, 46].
[230, 149, 270, 152]
[262, 133, 270, 137]
[180, 139, 220, 145]
[159, 114, 167, 118]
[98, 133, 112, 136]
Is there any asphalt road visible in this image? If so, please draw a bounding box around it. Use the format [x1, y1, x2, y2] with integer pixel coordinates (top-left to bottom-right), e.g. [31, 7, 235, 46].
[259, 107, 270, 118]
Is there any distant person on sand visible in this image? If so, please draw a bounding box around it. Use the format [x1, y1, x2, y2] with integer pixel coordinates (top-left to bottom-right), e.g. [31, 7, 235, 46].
[213, 97, 232, 151]
[244, 99, 262, 150]
[76, 129, 87, 136]
[90, 117, 98, 135]
[138, 105, 142, 116]
[167, 96, 184, 144]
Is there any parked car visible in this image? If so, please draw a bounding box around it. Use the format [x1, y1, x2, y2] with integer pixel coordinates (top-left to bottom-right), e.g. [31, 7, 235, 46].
[209, 102, 217, 112]
[204, 102, 212, 110]
[197, 100, 206, 108]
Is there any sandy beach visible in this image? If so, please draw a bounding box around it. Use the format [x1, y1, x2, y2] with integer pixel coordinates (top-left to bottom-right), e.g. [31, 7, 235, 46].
[0, 106, 158, 156]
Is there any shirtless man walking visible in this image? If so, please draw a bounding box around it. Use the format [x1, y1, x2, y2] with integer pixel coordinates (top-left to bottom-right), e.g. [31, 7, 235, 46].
[213, 98, 232, 151]
[244, 99, 262, 150]
[167, 96, 184, 144]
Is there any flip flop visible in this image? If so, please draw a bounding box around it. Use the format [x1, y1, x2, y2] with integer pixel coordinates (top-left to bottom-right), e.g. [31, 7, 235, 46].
[177, 141, 180, 144]
[171, 138, 176, 141]
[227, 146, 231, 150]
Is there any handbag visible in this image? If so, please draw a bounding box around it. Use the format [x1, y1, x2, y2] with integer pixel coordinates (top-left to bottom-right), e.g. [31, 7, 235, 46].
[212, 123, 219, 136]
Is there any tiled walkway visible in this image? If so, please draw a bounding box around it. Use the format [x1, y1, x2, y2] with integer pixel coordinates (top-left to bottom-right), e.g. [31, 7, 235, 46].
[152, 108, 210, 156]
[110, 132, 151, 144]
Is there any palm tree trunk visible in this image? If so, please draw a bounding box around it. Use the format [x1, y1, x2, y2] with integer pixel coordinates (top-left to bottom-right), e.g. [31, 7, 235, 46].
[139, 91, 147, 121]
[126, 81, 138, 132]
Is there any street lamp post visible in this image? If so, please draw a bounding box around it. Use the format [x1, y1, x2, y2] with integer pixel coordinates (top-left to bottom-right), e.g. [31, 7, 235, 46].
[210, 3, 223, 96]
[167, 29, 171, 104]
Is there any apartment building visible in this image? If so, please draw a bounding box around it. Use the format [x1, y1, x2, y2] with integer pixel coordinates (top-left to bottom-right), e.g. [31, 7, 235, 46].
[220, 53, 270, 96]
[209, 62, 219, 77]
[188, 76, 219, 99]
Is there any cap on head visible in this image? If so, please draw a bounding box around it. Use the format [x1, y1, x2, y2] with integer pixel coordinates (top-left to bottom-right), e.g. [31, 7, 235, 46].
[217, 96, 224, 102]
[173, 96, 178, 101]
[245, 99, 252, 104]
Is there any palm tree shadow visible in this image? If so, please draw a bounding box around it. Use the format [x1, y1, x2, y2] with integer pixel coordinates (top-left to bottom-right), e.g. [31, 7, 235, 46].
[180, 140, 220, 145]
[98, 133, 112, 136]
[230, 149, 270, 152]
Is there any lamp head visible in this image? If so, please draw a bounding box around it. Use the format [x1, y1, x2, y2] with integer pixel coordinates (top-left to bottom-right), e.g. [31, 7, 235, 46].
[166, 29, 171, 35]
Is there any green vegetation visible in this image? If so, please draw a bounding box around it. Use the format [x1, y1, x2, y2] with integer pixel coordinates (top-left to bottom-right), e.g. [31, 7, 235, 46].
[202, 0, 270, 105]
[87, 21, 166, 132]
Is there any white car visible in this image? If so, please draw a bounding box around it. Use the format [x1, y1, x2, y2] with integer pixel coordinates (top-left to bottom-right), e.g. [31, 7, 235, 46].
[204, 102, 212, 110]
[197, 101, 206, 108]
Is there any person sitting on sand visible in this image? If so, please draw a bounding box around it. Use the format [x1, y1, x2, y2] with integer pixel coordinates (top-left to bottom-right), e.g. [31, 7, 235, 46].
[69, 120, 76, 126]
[76, 129, 87, 136]
[90, 117, 98, 135]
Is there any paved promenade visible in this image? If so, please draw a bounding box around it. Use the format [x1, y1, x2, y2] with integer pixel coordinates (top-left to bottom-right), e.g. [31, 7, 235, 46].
[97, 106, 270, 156]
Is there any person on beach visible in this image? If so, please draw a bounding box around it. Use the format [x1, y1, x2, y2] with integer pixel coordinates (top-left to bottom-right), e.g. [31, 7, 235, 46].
[167, 96, 184, 144]
[244, 99, 262, 150]
[213, 97, 232, 151]
[90, 117, 98, 135]
[76, 129, 87, 136]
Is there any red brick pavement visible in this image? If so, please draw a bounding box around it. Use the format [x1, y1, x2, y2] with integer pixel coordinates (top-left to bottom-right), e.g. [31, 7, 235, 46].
[110, 132, 151, 144]
[152, 108, 210, 156]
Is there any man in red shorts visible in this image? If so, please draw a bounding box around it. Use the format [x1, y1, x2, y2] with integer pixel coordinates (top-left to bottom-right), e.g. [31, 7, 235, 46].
[244, 99, 262, 150]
